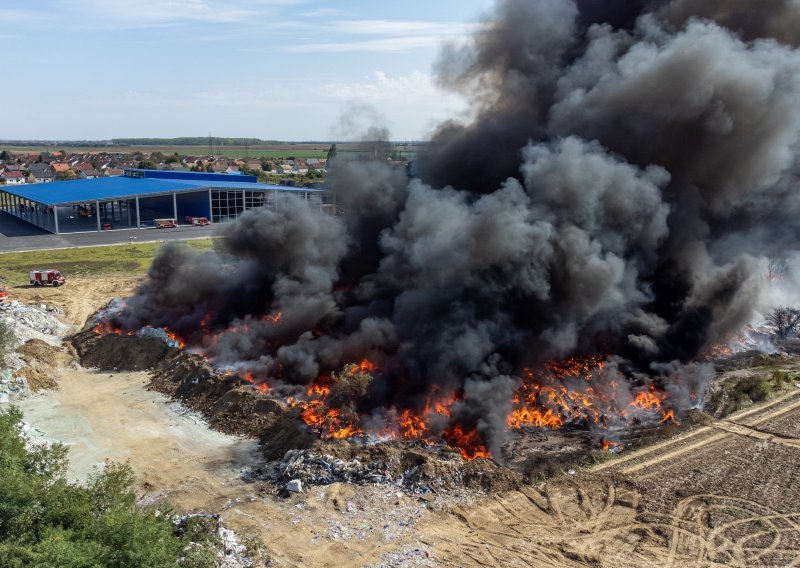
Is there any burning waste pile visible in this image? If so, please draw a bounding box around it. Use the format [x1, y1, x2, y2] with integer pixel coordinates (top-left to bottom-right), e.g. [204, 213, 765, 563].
[84, 0, 800, 474]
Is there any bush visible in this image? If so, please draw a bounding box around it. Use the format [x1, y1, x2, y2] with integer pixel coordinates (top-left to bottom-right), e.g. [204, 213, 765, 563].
[709, 370, 796, 417]
[0, 320, 16, 367]
[0, 406, 219, 567]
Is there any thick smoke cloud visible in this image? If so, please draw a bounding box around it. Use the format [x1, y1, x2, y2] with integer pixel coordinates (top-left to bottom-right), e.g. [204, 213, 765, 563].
[113, 0, 800, 458]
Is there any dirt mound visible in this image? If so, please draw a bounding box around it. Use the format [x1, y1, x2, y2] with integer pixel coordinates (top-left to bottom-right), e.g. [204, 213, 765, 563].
[714, 351, 785, 372]
[149, 351, 297, 439]
[19, 338, 64, 365]
[72, 329, 170, 371]
[16, 339, 72, 391]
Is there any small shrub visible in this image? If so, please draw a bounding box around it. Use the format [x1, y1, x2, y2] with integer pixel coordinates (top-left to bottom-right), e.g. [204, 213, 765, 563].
[0, 321, 16, 367]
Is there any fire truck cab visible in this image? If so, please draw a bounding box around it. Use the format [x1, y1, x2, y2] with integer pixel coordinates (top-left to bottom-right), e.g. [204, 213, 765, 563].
[184, 216, 210, 226]
[30, 269, 66, 287]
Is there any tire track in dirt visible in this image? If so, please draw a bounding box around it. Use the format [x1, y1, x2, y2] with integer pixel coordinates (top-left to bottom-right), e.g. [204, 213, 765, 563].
[426, 393, 800, 567]
[616, 393, 800, 477]
[593, 389, 800, 474]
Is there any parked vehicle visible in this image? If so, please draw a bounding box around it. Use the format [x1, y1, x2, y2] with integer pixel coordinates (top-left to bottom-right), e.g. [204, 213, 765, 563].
[30, 270, 65, 287]
[154, 218, 178, 228]
[184, 216, 210, 226]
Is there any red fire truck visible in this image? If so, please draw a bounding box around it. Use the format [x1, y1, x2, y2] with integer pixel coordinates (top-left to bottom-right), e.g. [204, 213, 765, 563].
[30, 269, 66, 287]
[185, 216, 210, 226]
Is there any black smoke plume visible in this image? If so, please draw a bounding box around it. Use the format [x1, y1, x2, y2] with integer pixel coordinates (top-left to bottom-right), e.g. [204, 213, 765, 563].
[111, 0, 800, 458]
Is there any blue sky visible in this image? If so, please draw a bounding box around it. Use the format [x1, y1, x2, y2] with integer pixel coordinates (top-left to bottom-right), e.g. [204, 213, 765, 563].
[1, 0, 494, 141]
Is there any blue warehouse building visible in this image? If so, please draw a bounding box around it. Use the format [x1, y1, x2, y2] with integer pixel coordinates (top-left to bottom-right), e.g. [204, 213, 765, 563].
[0, 169, 335, 234]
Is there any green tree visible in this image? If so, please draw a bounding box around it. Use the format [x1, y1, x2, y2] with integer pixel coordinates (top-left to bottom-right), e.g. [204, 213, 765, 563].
[0, 407, 220, 567]
[0, 150, 9, 160]
[326, 143, 338, 163]
[137, 160, 157, 170]
[56, 170, 78, 181]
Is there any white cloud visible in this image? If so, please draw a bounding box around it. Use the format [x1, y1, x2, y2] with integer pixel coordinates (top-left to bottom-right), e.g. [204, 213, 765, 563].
[331, 19, 478, 36]
[0, 9, 33, 21]
[285, 36, 445, 53]
[322, 71, 442, 102]
[284, 18, 477, 53]
[299, 8, 347, 18]
[93, 71, 467, 140]
[65, 0, 306, 25]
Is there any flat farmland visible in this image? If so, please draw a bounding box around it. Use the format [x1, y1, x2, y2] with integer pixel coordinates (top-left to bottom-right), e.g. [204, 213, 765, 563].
[1, 143, 423, 160]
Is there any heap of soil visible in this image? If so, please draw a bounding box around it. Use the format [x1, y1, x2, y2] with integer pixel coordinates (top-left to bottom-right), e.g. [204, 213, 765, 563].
[17, 339, 72, 391]
[72, 329, 170, 371]
[713, 351, 785, 372]
[150, 350, 305, 440]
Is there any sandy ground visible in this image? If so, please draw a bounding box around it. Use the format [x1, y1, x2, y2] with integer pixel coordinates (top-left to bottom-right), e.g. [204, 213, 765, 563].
[13, 367, 443, 567]
[7, 274, 800, 566]
[9, 273, 143, 328]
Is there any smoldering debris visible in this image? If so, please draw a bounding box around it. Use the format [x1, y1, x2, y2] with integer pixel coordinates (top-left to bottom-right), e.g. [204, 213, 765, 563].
[101, 0, 800, 459]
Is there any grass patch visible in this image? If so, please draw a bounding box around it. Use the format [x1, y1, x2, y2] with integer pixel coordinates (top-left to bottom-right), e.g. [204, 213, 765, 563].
[0, 239, 216, 286]
[709, 370, 796, 417]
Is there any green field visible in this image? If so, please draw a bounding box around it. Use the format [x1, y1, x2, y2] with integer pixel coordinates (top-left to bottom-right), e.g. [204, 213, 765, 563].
[1, 145, 329, 160]
[0, 143, 421, 161]
[0, 239, 216, 286]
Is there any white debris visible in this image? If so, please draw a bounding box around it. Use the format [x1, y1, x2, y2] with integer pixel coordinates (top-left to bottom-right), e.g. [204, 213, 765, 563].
[0, 300, 69, 347]
[0, 301, 69, 403]
[286, 479, 303, 493]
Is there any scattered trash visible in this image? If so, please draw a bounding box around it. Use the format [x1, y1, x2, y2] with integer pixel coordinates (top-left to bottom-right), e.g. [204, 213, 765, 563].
[286, 479, 303, 493]
[567, 469, 576, 475]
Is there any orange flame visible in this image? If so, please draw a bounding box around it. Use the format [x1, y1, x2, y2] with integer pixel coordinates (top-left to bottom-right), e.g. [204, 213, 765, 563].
[354, 359, 377, 373]
[545, 356, 605, 379]
[263, 311, 283, 324]
[443, 425, 491, 461]
[93, 321, 134, 336]
[239, 370, 272, 394]
[630, 385, 665, 411]
[703, 343, 733, 360]
[660, 408, 680, 425]
[162, 327, 186, 349]
[601, 438, 624, 452]
[399, 409, 427, 439]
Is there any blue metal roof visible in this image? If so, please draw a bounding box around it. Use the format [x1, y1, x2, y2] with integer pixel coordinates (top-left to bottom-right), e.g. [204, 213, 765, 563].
[126, 169, 258, 183]
[2, 176, 325, 206]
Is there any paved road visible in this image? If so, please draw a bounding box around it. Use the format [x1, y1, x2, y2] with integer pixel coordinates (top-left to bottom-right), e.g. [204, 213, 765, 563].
[0, 212, 219, 252]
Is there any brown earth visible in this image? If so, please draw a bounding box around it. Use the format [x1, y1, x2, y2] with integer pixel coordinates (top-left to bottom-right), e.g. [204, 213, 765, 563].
[13, 275, 800, 566]
[16, 338, 72, 390]
[10, 274, 142, 328]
